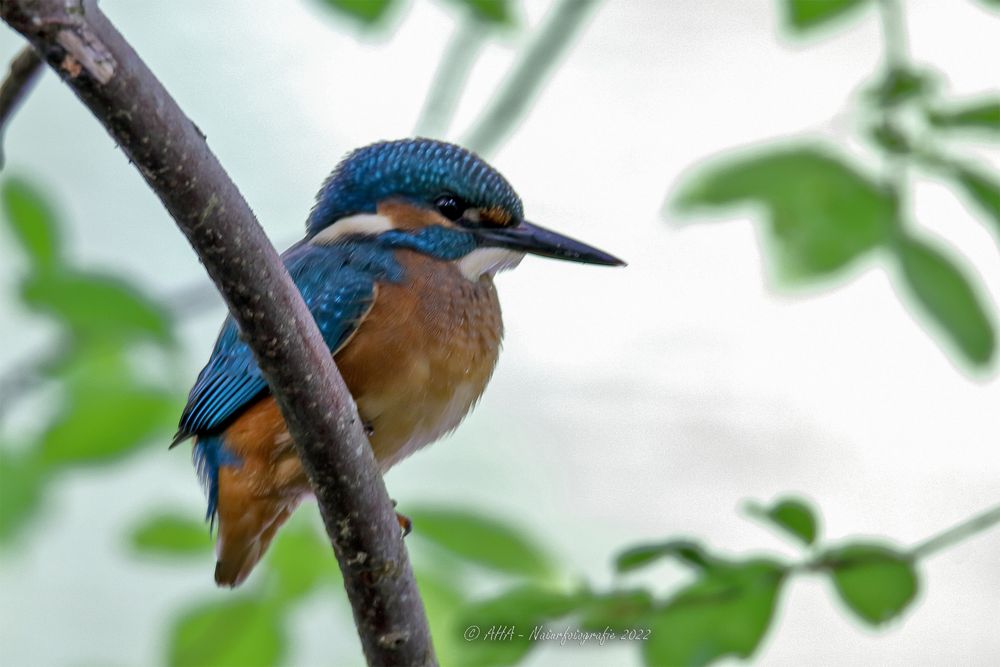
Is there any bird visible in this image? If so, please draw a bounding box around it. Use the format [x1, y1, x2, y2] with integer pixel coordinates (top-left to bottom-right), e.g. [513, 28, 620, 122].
[172, 138, 624, 587]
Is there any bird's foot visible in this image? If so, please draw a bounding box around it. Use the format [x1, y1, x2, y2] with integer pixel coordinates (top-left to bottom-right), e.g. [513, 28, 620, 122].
[391, 500, 412, 537]
[396, 512, 412, 537]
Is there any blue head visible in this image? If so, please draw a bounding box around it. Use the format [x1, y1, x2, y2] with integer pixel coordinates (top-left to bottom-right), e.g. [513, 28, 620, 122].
[305, 138, 623, 273]
[308, 139, 524, 234]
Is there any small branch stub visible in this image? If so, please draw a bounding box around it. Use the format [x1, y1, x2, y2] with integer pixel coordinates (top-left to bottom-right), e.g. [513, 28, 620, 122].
[0, 45, 44, 164]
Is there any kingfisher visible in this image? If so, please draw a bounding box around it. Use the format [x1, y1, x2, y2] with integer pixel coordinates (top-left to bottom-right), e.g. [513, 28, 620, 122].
[172, 138, 624, 587]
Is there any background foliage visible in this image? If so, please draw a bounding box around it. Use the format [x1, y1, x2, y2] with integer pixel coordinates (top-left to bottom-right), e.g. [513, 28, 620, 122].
[1, 0, 998, 666]
[673, 0, 1000, 370]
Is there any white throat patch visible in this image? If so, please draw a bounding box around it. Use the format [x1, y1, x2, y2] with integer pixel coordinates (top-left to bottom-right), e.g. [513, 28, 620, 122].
[457, 247, 525, 281]
[310, 213, 394, 245]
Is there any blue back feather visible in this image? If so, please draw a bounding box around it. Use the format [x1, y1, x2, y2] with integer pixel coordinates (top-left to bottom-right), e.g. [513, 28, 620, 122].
[176, 238, 409, 441]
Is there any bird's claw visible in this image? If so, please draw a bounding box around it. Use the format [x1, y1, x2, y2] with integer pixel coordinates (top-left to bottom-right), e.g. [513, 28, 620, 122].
[395, 508, 412, 537]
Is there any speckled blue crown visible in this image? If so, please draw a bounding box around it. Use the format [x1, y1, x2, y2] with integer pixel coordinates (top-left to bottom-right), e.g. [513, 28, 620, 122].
[306, 138, 524, 236]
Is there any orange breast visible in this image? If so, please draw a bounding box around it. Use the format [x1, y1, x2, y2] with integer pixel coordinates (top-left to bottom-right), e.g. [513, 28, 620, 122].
[222, 249, 503, 470]
[335, 249, 503, 469]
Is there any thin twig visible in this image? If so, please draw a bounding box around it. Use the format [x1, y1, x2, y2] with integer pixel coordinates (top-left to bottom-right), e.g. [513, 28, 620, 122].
[875, 0, 911, 246]
[0, 2, 434, 664]
[910, 504, 1000, 559]
[877, 0, 908, 72]
[413, 17, 487, 139]
[0, 45, 44, 167]
[0, 284, 218, 421]
[462, 0, 601, 157]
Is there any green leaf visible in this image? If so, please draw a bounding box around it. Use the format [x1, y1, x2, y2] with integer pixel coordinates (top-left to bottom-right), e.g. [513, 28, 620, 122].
[40, 379, 179, 466]
[317, 0, 397, 25]
[951, 163, 1000, 237]
[747, 497, 819, 546]
[0, 450, 46, 545]
[454, 585, 586, 667]
[867, 121, 910, 155]
[22, 271, 173, 345]
[579, 589, 655, 633]
[408, 506, 554, 579]
[130, 513, 212, 555]
[866, 67, 935, 108]
[267, 520, 340, 601]
[415, 571, 467, 666]
[168, 598, 286, 667]
[1, 177, 61, 272]
[928, 99, 1000, 134]
[643, 560, 785, 667]
[896, 236, 996, 366]
[616, 539, 713, 573]
[783, 0, 870, 32]
[446, 0, 514, 24]
[823, 543, 918, 625]
[673, 146, 894, 281]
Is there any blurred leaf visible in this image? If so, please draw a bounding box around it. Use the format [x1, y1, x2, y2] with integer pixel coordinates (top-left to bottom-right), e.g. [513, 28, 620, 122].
[40, 380, 179, 466]
[408, 506, 554, 578]
[673, 146, 893, 281]
[0, 450, 45, 545]
[783, 0, 870, 32]
[317, 0, 397, 25]
[1, 178, 61, 272]
[867, 121, 910, 154]
[168, 598, 285, 667]
[579, 589, 655, 633]
[896, 236, 996, 366]
[866, 67, 935, 108]
[268, 521, 340, 601]
[950, 163, 1000, 237]
[415, 571, 467, 666]
[747, 497, 819, 546]
[131, 513, 211, 555]
[616, 539, 713, 573]
[454, 585, 586, 666]
[927, 99, 1000, 134]
[823, 543, 918, 625]
[445, 0, 514, 24]
[643, 560, 785, 667]
[22, 271, 173, 345]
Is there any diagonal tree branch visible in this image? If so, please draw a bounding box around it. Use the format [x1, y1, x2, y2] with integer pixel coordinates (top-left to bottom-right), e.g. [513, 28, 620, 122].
[0, 45, 44, 166]
[462, 0, 601, 157]
[413, 16, 487, 139]
[0, 1, 435, 665]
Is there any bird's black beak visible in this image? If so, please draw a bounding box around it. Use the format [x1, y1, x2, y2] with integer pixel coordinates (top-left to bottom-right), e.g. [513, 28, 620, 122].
[475, 220, 626, 266]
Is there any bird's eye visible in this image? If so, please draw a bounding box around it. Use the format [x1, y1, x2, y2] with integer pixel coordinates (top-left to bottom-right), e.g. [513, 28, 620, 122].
[434, 194, 467, 222]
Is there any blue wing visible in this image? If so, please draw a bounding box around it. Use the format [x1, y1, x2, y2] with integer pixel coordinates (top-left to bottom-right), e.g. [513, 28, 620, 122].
[173, 240, 402, 443]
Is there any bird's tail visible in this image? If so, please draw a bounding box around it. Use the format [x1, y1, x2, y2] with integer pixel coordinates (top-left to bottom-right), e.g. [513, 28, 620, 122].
[214, 486, 297, 587]
[215, 467, 302, 588]
[199, 434, 307, 588]
[190, 399, 311, 587]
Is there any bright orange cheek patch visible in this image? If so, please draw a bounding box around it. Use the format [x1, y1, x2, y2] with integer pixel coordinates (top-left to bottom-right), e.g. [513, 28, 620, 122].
[481, 206, 513, 227]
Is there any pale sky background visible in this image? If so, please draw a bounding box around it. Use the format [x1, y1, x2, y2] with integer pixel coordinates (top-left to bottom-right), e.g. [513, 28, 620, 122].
[1, 1, 998, 666]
